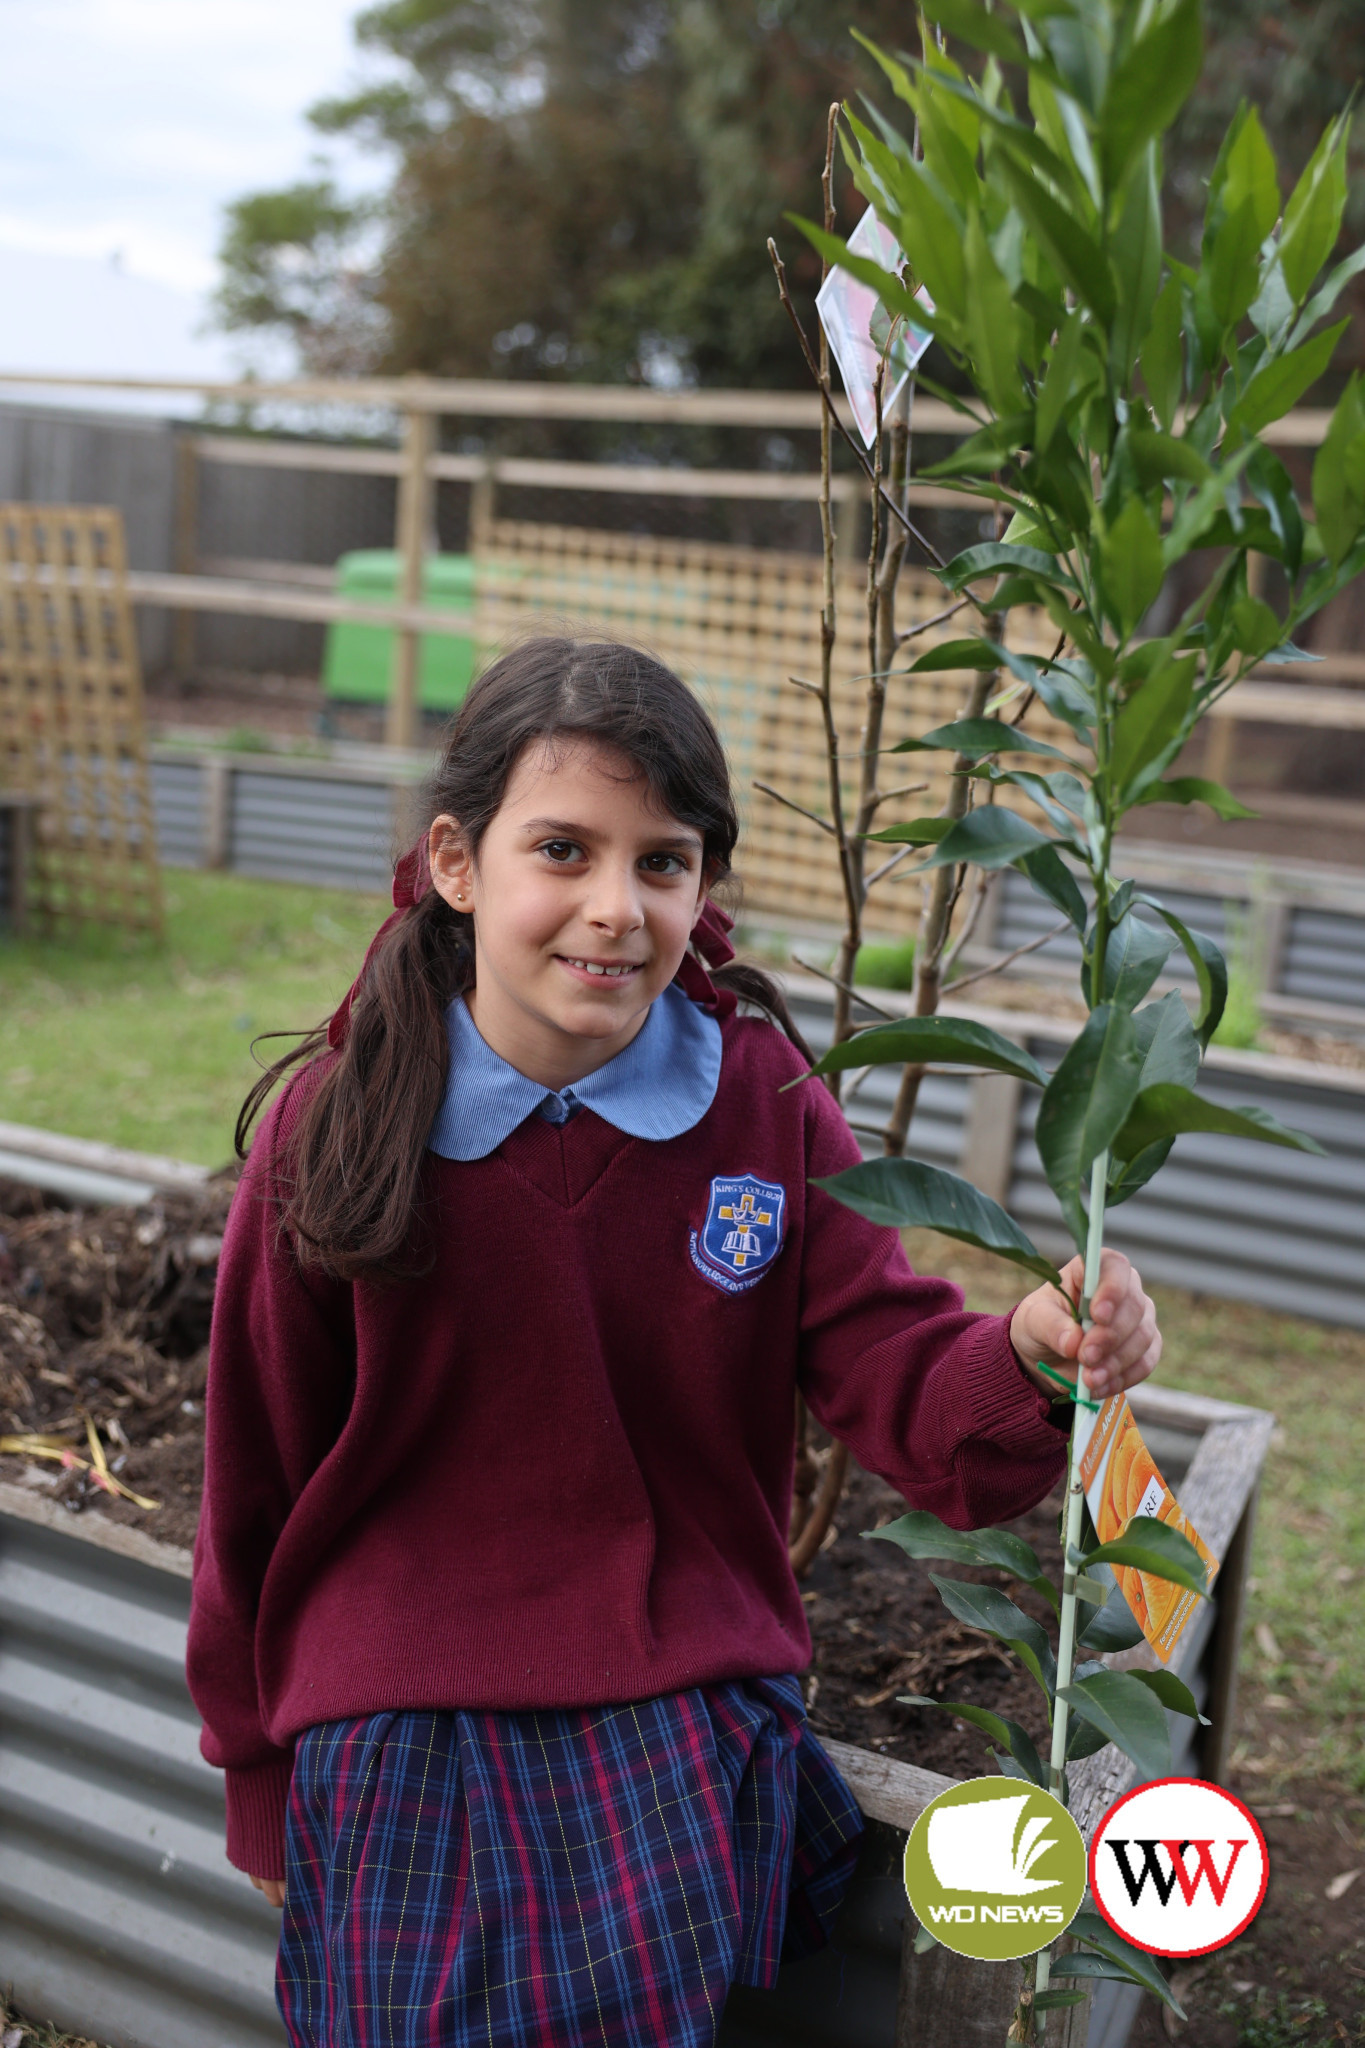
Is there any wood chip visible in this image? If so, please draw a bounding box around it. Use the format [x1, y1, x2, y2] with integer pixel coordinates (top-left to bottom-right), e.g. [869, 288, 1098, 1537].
[1326, 1868, 1361, 1901]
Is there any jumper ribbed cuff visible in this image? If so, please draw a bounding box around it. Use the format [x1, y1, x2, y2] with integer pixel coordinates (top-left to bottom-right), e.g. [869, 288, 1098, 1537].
[225, 1755, 296, 1881]
[956, 1313, 1073, 1456]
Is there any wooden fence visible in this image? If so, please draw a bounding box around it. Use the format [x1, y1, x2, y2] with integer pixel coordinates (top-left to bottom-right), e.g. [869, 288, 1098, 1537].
[0, 375, 1357, 770]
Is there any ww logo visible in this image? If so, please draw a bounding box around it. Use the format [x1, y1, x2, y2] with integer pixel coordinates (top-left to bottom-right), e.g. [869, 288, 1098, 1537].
[1090, 1780, 1269, 1959]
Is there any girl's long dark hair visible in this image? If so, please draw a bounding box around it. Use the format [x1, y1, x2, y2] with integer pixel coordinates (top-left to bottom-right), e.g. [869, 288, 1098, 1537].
[238, 636, 809, 1280]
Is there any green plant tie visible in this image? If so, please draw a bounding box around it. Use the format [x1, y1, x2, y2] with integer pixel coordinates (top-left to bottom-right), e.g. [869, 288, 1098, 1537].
[1031, 1358, 1100, 1412]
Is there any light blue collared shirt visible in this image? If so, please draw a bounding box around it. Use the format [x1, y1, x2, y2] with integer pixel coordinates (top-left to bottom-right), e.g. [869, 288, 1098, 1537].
[427, 981, 723, 1162]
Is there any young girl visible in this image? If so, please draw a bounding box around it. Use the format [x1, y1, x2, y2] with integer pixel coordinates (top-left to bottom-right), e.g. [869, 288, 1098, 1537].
[187, 636, 1160, 2048]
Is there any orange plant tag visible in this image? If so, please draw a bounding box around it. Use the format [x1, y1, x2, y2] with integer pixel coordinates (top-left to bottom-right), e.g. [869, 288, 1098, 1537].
[1074, 1394, 1218, 1664]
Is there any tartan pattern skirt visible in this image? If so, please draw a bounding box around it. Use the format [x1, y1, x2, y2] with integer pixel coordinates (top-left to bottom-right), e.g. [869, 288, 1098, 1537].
[276, 1672, 865, 2048]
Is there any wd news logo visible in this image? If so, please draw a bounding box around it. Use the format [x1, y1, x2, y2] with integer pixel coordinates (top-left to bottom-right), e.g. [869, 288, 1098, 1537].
[1090, 1779, 1269, 1958]
[903, 1779, 1087, 1962]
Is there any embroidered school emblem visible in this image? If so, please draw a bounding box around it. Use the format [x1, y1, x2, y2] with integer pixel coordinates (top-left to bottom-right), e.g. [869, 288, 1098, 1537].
[690, 1174, 787, 1294]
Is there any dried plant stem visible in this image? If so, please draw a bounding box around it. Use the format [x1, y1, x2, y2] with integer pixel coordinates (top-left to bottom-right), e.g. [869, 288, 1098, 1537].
[882, 647, 1001, 1156]
[943, 917, 1073, 997]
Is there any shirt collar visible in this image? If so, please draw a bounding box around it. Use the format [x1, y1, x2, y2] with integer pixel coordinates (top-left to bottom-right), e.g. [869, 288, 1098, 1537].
[427, 981, 722, 1162]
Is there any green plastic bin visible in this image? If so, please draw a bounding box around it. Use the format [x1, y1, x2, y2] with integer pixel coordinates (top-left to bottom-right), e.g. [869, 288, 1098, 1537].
[322, 550, 477, 710]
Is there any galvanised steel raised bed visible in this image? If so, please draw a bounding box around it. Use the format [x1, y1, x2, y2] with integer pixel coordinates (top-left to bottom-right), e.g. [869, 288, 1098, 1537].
[0, 1380, 1270, 2048]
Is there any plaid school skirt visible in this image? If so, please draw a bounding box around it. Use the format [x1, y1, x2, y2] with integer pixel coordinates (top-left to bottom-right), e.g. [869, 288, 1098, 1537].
[277, 1672, 864, 2048]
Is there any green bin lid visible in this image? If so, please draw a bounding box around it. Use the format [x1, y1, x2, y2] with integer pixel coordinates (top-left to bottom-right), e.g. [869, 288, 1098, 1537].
[336, 550, 475, 600]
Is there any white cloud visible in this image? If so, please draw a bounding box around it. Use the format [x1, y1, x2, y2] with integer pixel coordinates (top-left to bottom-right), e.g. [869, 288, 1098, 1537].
[0, 0, 387, 312]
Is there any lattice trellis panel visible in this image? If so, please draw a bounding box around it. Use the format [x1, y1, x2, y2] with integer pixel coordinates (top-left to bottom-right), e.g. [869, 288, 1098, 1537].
[0, 505, 162, 934]
[475, 519, 1076, 933]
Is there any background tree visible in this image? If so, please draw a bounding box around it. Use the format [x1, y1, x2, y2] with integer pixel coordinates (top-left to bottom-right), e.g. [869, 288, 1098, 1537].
[216, 0, 1365, 389]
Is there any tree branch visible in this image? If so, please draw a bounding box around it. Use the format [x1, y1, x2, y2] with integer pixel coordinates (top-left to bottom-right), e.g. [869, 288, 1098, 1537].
[752, 780, 836, 836]
[943, 917, 1074, 996]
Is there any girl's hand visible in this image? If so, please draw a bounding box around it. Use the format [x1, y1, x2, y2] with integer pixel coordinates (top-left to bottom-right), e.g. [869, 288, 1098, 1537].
[250, 1873, 286, 1908]
[1009, 1249, 1161, 1404]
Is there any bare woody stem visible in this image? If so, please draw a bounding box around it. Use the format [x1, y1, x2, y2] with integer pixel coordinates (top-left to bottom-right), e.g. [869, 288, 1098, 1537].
[882, 634, 1001, 1156]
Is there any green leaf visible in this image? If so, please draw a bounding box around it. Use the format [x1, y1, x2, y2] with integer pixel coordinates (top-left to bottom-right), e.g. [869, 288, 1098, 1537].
[1230, 320, 1349, 438]
[929, 1575, 1058, 1697]
[1246, 444, 1305, 576]
[1033, 1990, 1089, 2012]
[1128, 429, 1211, 492]
[1056, 1913, 1187, 2015]
[1036, 308, 1086, 455]
[995, 153, 1117, 323]
[922, 0, 1026, 65]
[897, 1695, 1047, 1784]
[864, 816, 954, 845]
[1162, 444, 1256, 562]
[1287, 243, 1365, 352]
[1131, 988, 1201, 1090]
[1110, 655, 1196, 797]
[1056, 1669, 1171, 1779]
[916, 806, 1054, 872]
[1102, 914, 1176, 1010]
[1312, 374, 1365, 567]
[1141, 275, 1184, 429]
[964, 211, 1026, 417]
[1036, 1005, 1145, 1247]
[904, 638, 1002, 673]
[1110, 144, 1163, 381]
[922, 411, 1036, 480]
[1134, 776, 1257, 820]
[1078, 1582, 1147, 1653]
[1083, 1513, 1211, 1593]
[941, 541, 1077, 593]
[1141, 901, 1228, 1045]
[1279, 116, 1351, 306]
[1127, 1669, 1210, 1724]
[812, 1156, 1063, 1286]
[868, 1511, 1047, 1583]
[1099, 497, 1164, 636]
[901, 717, 1074, 761]
[798, 1016, 1049, 1087]
[913, 1920, 941, 1954]
[1114, 1081, 1328, 1159]
[1018, 843, 1089, 933]
[1208, 196, 1264, 332]
[1066, 1714, 1113, 1762]
[1228, 596, 1283, 661]
[1096, 0, 1203, 193]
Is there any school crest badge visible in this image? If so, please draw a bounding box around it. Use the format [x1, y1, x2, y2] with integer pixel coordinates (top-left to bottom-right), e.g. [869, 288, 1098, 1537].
[690, 1173, 787, 1295]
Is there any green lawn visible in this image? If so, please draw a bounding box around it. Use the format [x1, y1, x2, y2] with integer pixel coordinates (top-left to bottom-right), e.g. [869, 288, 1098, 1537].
[0, 870, 386, 1166]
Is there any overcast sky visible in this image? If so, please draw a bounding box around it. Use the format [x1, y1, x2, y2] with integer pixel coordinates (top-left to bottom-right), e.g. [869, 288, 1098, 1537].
[0, 0, 382, 295]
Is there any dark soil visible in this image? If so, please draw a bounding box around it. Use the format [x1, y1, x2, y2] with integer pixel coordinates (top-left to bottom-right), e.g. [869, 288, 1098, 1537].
[0, 1174, 234, 1547]
[801, 1453, 1065, 1776]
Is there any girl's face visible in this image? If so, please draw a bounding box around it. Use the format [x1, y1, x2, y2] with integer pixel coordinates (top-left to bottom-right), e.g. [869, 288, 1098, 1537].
[428, 737, 712, 1089]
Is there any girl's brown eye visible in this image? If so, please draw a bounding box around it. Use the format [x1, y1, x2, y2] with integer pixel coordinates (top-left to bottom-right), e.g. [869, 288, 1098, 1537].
[542, 840, 581, 863]
[643, 853, 687, 874]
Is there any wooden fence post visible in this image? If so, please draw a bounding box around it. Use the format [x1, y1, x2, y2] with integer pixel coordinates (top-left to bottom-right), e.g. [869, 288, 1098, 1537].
[171, 433, 198, 679]
[386, 406, 437, 751]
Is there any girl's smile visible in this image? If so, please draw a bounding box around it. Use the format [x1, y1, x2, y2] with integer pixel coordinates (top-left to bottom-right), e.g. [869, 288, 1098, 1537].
[428, 738, 710, 1093]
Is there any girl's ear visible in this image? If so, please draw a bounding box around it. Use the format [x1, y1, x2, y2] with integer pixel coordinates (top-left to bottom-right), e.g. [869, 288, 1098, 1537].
[428, 813, 475, 914]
